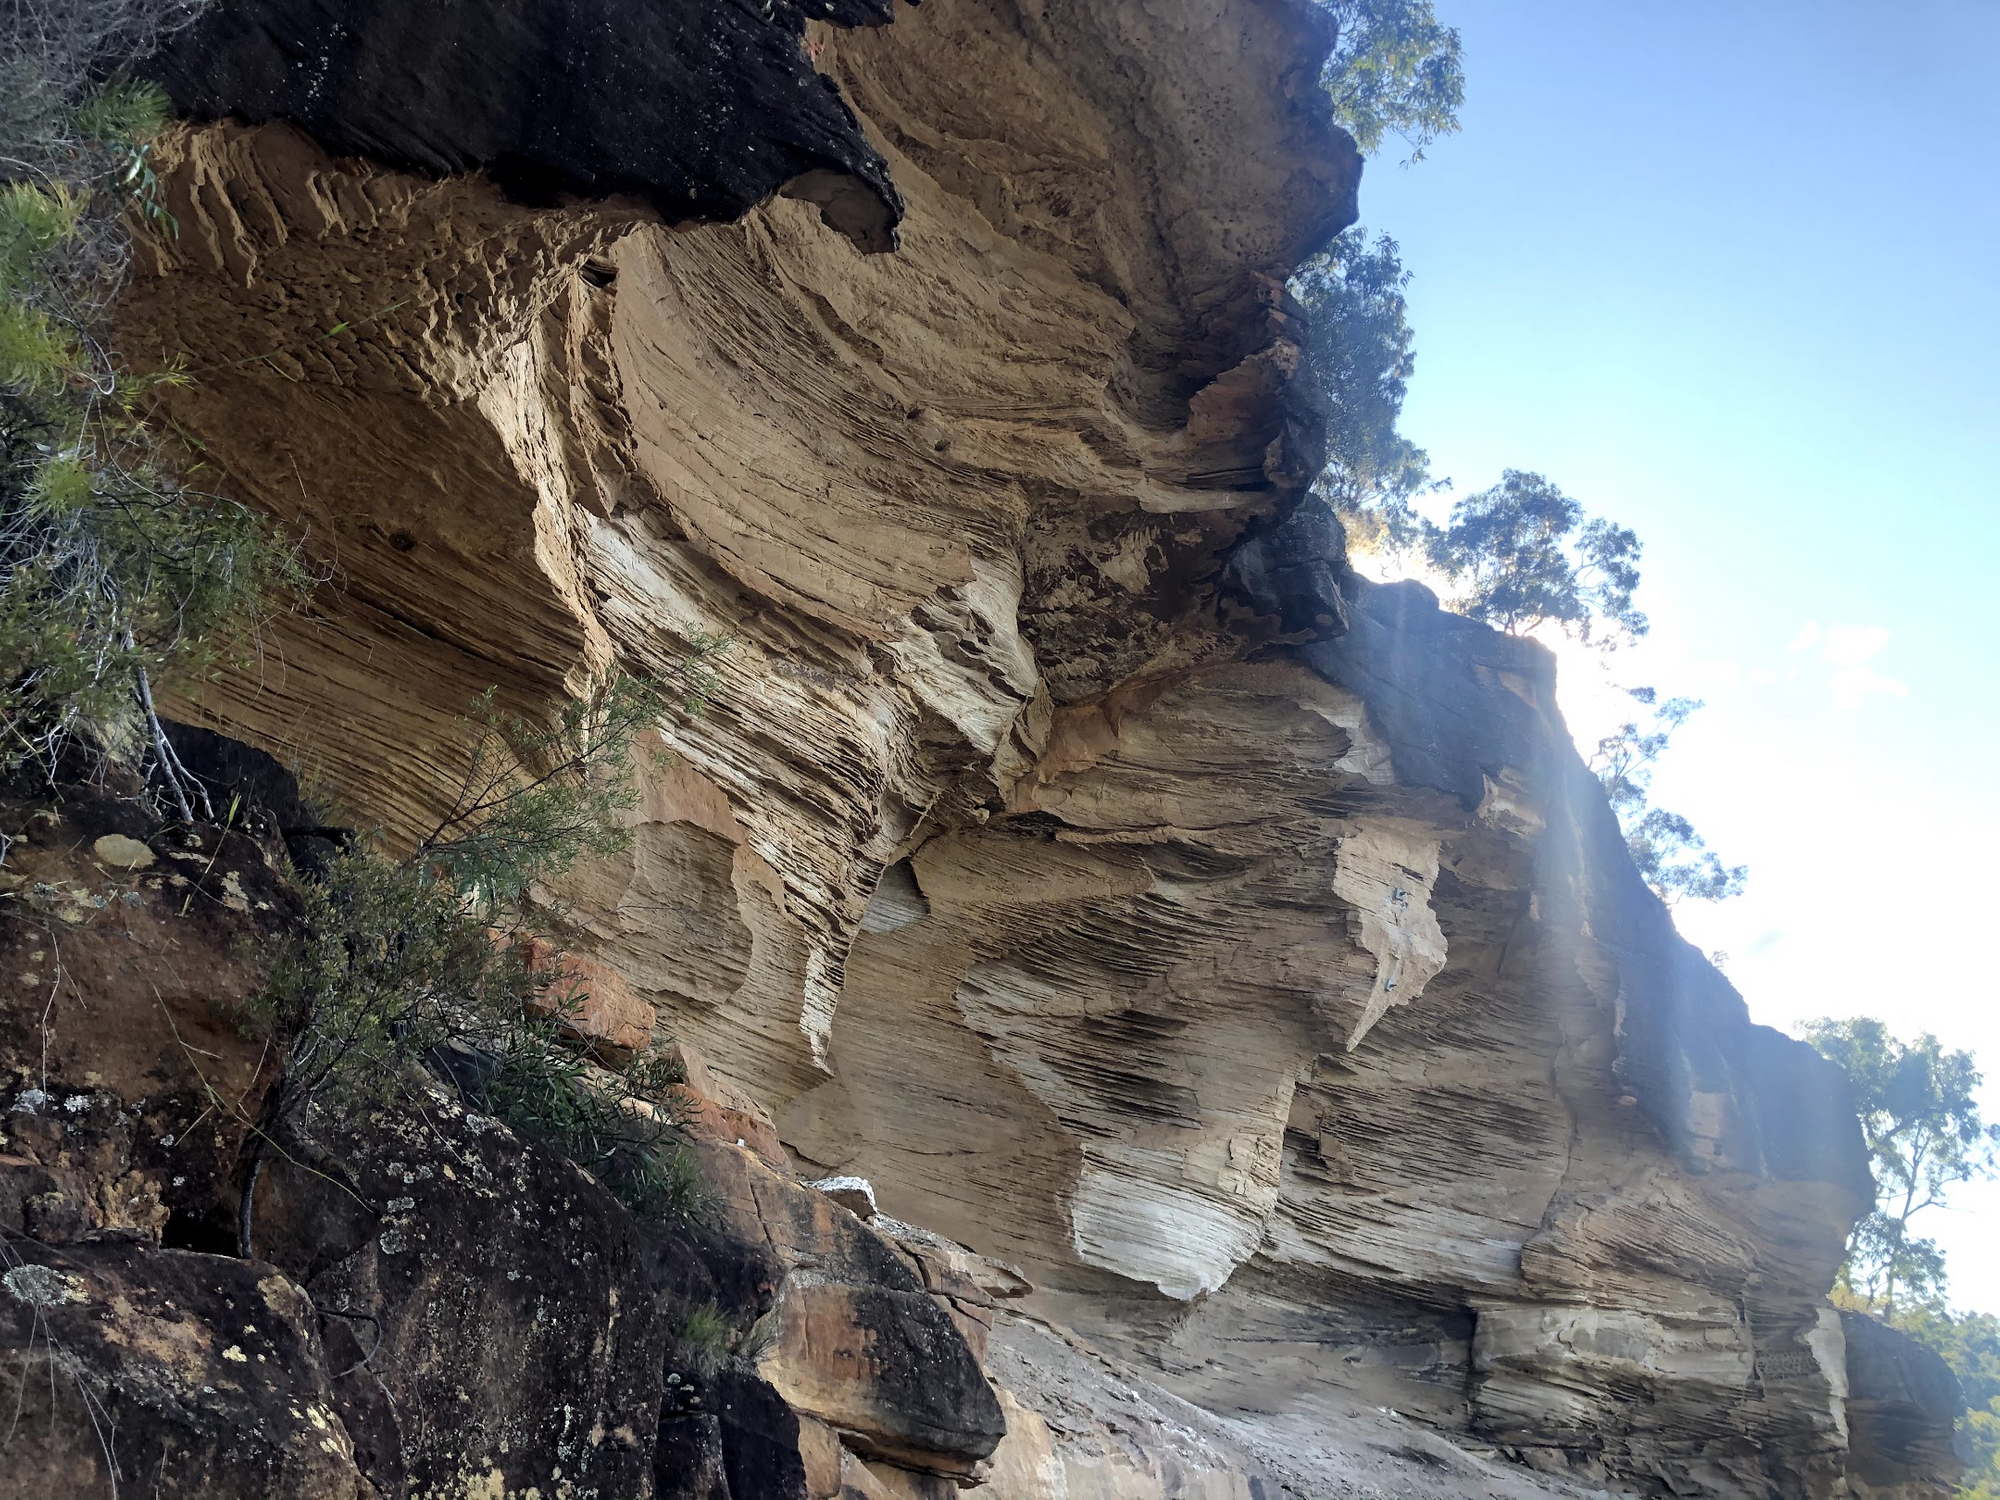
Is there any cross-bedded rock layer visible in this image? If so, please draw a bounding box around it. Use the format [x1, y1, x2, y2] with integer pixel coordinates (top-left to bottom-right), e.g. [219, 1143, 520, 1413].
[95, 1, 1951, 1495]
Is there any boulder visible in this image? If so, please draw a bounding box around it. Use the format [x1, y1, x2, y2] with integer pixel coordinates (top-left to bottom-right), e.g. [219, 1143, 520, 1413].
[810, 1174, 880, 1218]
[693, 1135, 1006, 1477]
[1843, 1311, 1967, 1498]
[251, 1083, 673, 1499]
[0, 1241, 365, 1498]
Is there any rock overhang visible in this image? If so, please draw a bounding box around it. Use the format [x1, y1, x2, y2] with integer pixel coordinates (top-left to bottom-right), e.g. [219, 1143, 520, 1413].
[145, 0, 909, 252]
[80, 1, 1941, 1494]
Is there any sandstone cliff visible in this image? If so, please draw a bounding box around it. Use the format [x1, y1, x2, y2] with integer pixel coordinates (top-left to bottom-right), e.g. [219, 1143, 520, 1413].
[0, 1, 1966, 1497]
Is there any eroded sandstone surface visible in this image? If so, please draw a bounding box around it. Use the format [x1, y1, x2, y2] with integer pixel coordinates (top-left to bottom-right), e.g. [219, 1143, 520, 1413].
[0, 1, 1965, 1496]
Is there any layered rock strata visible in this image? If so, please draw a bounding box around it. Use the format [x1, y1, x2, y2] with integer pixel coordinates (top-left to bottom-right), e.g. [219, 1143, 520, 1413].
[0, 0, 1954, 1495]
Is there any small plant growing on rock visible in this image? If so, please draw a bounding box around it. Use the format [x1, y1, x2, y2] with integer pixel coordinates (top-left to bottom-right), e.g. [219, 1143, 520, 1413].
[669, 1297, 732, 1373]
[247, 665, 724, 1252]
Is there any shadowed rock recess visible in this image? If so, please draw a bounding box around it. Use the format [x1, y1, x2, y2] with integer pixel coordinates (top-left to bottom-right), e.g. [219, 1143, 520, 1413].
[0, 1, 1963, 1497]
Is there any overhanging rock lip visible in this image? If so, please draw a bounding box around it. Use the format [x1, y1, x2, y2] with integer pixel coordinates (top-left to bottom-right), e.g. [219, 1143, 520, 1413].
[143, 0, 906, 252]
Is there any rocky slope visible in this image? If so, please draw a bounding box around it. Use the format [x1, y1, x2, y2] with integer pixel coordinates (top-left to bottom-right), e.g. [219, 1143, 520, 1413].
[0, 0, 1966, 1496]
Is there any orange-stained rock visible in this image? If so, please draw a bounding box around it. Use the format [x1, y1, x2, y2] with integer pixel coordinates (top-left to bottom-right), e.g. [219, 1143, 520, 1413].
[974, 1388, 1067, 1500]
[517, 935, 656, 1065]
[755, 1274, 1002, 1477]
[664, 1039, 792, 1174]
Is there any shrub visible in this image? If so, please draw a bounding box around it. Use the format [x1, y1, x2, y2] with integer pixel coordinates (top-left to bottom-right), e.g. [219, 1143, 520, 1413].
[1799, 1018, 1999, 1315]
[3, 2, 300, 810]
[247, 668, 726, 1250]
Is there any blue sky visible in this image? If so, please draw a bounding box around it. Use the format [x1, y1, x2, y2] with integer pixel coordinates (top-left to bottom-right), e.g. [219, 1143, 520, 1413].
[1352, 0, 2000, 1309]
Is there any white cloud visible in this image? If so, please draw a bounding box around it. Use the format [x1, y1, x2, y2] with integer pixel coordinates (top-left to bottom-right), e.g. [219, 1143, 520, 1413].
[1786, 620, 1908, 709]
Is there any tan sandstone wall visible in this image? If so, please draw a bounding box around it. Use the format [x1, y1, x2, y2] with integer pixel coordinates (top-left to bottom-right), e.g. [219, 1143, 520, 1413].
[106, 3, 1909, 1495]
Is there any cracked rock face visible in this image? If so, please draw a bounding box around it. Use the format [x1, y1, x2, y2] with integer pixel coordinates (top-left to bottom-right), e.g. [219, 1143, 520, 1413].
[96, 1, 1952, 1496]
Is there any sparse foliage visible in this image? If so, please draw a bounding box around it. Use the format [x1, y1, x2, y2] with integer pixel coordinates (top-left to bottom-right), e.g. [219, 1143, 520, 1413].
[1300, 238, 1738, 899]
[1800, 1017, 2000, 1316]
[1590, 688, 1746, 904]
[415, 669, 719, 917]
[1591, 687, 1696, 812]
[251, 671, 727, 1249]
[1298, 39, 1743, 913]
[1295, 244, 1647, 649]
[670, 1298, 733, 1372]
[1622, 807, 1746, 905]
[3, 1, 296, 811]
[1297, 159, 1667, 648]
[1316, 0, 1465, 162]
[471, 1006, 709, 1223]
[4, 1, 207, 218]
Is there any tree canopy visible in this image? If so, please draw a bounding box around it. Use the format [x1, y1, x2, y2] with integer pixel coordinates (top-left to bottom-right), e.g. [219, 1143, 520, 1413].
[1295, 228, 1431, 544]
[1801, 1017, 2000, 1315]
[1296, 233, 1647, 650]
[1423, 469, 1647, 643]
[1295, 232, 1744, 904]
[1807, 1017, 2000, 1495]
[1317, 0, 1465, 162]
[1892, 1305, 2000, 1498]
